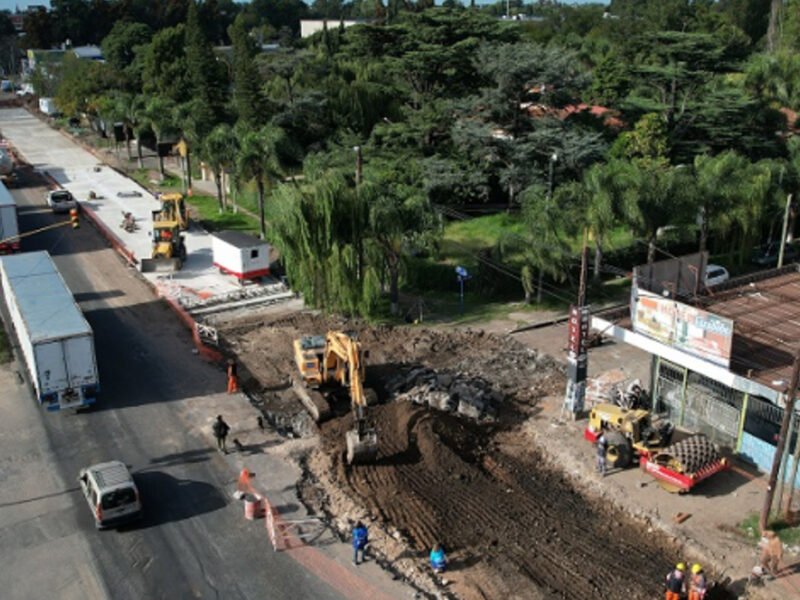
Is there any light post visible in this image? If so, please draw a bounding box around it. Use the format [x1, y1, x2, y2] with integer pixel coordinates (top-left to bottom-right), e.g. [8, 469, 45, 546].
[455, 266, 470, 314]
[353, 145, 362, 186]
[547, 151, 558, 202]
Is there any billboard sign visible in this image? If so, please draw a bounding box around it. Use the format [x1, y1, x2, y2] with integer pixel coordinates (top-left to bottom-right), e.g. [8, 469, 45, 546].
[632, 289, 733, 367]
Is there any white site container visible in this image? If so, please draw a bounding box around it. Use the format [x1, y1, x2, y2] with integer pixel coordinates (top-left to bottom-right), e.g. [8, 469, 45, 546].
[0, 251, 99, 410]
[211, 231, 270, 281]
[0, 180, 19, 254]
[38, 97, 58, 115]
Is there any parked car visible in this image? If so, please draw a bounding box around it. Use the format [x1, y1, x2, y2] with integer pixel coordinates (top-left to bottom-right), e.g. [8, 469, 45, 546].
[78, 461, 142, 529]
[46, 189, 77, 213]
[704, 264, 730, 287]
[751, 242, 800, 267]
[15, 83, 33, 97]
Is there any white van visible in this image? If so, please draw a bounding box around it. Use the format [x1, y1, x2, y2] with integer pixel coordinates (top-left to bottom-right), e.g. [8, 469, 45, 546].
[78, 461, 142, 529]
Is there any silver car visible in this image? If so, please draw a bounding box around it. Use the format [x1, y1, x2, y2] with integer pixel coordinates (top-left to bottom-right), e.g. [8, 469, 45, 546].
[47, 189, 77, 213]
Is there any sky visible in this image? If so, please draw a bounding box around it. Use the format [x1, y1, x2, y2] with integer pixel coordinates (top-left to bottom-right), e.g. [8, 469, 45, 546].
[0, 0, 602, 14]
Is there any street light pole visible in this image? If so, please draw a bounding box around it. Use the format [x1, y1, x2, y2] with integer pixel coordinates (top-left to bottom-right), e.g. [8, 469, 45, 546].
[353, 145, 362, 186]
[547, 151, 558, 202]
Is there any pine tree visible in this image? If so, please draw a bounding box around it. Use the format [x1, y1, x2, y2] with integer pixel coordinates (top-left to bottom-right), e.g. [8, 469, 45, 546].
[230, 14, 263, 129]
[184, 0, 226, 140]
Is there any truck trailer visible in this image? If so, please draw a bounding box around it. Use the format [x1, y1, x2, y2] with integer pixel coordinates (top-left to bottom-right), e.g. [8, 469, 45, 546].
[0, 179, 19, 254]
[0, 251, 99, 410]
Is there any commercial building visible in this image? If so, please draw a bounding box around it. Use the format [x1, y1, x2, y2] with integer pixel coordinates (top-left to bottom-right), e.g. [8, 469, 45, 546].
[591, 254, 800, 486]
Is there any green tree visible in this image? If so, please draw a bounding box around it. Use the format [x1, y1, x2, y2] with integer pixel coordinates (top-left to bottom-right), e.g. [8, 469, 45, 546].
[101, 21, 153, 74]
[202, 124, 237, 212]
[268, 166, 381, 316]
[185, 0, 227, 140]
[617, 159, 696, 264]
[141, 25, 190, 103]
[230, 14, 263, 128]
[363, 158, 440, 314]
[237, 126, 287, 238]
[142, 96, 177, 179]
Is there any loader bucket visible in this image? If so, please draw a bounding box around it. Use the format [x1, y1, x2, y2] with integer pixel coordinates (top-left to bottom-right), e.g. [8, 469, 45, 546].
[140, 257, 182, 273]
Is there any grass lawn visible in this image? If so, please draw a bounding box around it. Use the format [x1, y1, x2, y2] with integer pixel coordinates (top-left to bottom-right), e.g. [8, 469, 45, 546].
[188, 194, 260, 234]
[739, 513, 800, 545]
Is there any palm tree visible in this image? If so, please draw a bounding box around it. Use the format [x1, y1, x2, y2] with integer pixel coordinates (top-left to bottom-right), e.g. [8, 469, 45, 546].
[236, 126, 287, 238]
[202, 124, 237, 213]
[142, 96, 176, 180]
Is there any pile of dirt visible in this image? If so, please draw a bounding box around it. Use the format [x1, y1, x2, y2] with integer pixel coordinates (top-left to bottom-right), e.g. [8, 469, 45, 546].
[219, 311, 723, 599]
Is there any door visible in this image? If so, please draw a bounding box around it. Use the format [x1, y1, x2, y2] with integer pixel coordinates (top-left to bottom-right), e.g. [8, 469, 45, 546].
[64, 335, 97, 387]
[34, 341, 69, 397]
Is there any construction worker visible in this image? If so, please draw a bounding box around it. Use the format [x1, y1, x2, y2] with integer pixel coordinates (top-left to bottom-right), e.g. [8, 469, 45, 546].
[430, 543, 447, 574]
[227, 358, 239, 394]
[352, 521, 368, 565]
[688, 563, 706, 600]
[760, 530, 784, 576]
[665, 562, 686, 600]
[212, 415, 230, 454]
[596, 430, 608, 476]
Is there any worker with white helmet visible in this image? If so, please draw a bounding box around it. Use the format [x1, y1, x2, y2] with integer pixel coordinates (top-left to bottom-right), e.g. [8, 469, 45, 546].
[688, 563, 707, 600]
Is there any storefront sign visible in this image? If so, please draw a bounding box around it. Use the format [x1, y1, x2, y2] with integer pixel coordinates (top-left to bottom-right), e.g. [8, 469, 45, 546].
[632, 289, 733, 367]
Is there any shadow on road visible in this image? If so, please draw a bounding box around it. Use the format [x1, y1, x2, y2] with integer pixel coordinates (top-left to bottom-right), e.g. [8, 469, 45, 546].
[124, 470, 227, 530]
[147, 447, 216, 468]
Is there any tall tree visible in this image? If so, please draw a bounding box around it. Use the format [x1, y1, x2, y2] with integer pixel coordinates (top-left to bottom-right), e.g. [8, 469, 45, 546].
[230, 14, 263, 128]
[141, 25, 190, 103]
[101, 21, 153, 74]
[143, 96, 177, 179]
[202, 124, 237, 212]
[184, 0, 226, 140]
[236, 126, 287, 238]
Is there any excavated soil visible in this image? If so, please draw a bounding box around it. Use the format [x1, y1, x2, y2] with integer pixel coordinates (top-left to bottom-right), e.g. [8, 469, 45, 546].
[218, 310, 729, 599]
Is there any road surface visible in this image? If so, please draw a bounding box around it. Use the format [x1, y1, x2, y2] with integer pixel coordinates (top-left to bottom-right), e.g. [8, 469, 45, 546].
[0, 166, 347, 600]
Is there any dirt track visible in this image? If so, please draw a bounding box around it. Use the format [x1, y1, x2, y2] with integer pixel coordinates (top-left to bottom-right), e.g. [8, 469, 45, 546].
[219, 311, 727, 599]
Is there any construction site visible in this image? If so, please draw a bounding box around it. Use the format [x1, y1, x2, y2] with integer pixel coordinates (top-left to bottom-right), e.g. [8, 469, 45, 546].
[214, 310, 742, 600]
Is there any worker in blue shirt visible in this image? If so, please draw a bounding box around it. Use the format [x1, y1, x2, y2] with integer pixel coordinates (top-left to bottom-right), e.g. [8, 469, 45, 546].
[430, 543, 447, 574]
[352, 521, 368, 565]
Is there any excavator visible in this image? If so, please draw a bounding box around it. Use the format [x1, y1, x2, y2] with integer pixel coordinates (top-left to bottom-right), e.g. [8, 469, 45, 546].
[155, 193, 188, 230]
[293, 331, 378, 464]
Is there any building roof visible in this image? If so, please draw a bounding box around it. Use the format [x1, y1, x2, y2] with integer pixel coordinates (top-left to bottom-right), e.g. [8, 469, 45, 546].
[212, 230, 267, 249]
[72, 46, 103, 60]
[694, 267, 800, 393]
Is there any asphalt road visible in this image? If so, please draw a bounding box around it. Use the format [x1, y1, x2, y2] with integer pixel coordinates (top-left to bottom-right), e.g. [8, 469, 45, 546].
[1, 167, 345, 600]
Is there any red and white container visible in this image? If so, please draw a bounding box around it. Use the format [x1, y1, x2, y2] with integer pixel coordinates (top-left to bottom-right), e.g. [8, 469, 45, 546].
[211, 231, 270, 282]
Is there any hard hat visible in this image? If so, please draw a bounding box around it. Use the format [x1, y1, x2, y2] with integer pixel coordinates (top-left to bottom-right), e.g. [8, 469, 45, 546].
[691, 563, 703, 574]
[676, 562, 686, 571]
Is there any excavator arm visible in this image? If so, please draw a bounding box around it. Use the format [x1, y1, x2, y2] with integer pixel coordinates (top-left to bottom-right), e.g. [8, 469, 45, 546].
[322, 331, 378, 464]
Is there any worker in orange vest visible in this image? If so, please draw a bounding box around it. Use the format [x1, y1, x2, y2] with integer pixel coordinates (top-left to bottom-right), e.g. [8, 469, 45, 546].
[227, 358, 239, 394]
[688, 563, 707, 600]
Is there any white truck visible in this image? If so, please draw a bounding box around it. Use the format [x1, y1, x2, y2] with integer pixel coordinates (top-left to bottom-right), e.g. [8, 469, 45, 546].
[0, 179, 19, 254]
[0, 251, 99, 410]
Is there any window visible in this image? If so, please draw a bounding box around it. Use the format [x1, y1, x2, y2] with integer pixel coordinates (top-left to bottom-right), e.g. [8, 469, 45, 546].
[101, 488, 137, 509]
[250, 249, 259, 259]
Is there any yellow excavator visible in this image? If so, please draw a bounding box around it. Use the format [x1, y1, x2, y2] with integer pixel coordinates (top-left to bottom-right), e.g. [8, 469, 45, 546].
[293, 331, 378, 464]
[155, 193, 188, 230]
[140, 219, 187, 273]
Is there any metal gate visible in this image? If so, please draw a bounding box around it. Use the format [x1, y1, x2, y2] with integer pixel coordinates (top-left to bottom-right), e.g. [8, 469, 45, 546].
[655, 360, 742, 449]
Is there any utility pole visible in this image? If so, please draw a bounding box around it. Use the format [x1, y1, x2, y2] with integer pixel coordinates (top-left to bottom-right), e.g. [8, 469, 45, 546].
[778, 194, 793, 268]
[354, 145, 362, 186]
[760, 353, 800, 532]
[564, 228, 590, 419]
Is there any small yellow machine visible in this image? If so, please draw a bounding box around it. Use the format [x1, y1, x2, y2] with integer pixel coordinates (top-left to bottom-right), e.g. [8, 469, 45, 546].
[140, 220, 187, 273]
[155, 193, 188, 230]
[293, 331, 378, 464]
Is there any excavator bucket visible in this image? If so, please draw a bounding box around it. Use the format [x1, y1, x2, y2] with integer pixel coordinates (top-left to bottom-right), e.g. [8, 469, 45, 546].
[346, 427, 378, 465]
[140, 257, 182, 273]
